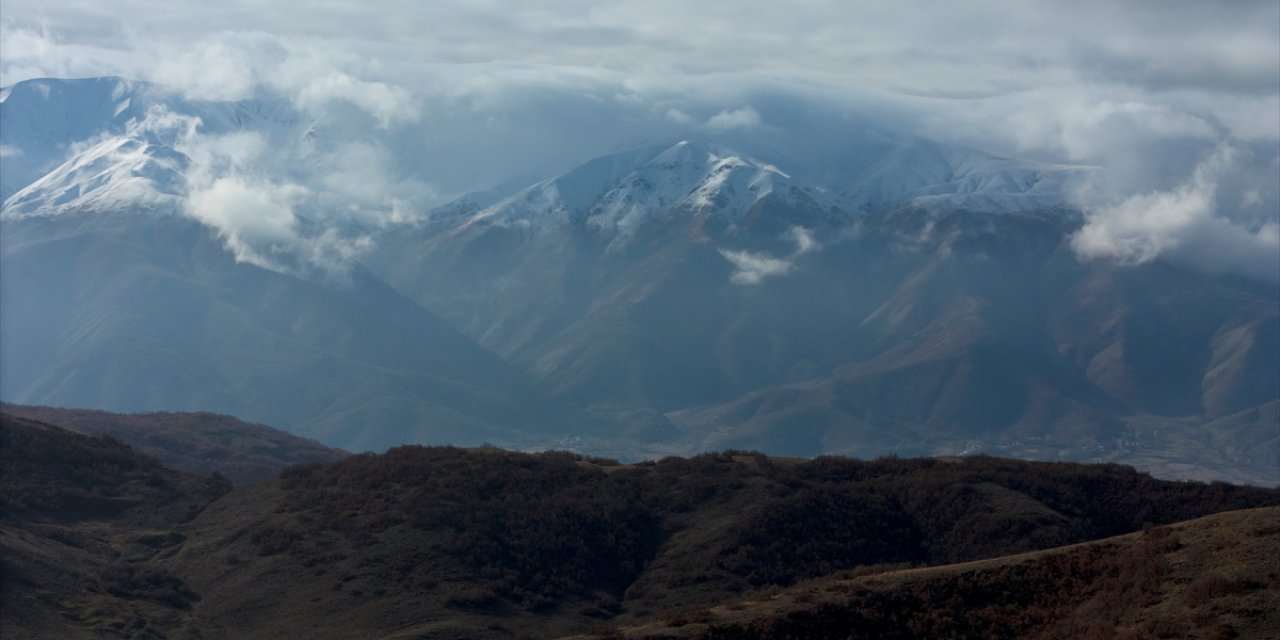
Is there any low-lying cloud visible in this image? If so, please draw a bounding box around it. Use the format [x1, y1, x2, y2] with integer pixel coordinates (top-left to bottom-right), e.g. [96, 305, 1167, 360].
[1073, 145, 1280, 281]
[707, 106, 763, 131]
[186, 176, 308, 269]
[294, 72, 417, 129]
[720, 249, 793, 285]
[720, 226, 822, 285]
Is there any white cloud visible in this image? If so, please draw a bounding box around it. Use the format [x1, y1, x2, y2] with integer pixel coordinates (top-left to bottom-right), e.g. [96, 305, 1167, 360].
[664, 107, 694, 124]
[294, 72, 417, 128]
[720, 249, 792, 285]
[4, 2, 1277, 104]
[113, 106, 379, 281]
[184, 169, 376, 282]
[1072, 145, 1280, 281]
[718, 226, 820, 285]
[186, 176, 305, 267]
[1053, 101, 1217, 162]
[788, 226, 818, 255]
[149, 35, 271, 102]
[706, 106, 762, 131]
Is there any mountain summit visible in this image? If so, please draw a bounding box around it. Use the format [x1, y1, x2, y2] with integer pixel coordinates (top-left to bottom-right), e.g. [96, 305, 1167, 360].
[437, 141, 843, 237]
[434, 137, 1091, 240]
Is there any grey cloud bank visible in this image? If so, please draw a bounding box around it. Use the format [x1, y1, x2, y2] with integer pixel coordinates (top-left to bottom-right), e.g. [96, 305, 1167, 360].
[1, 1, 1277, 280]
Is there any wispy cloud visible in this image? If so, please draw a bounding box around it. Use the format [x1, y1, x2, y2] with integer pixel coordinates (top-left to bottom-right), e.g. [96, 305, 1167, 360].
[720, 249, 792, 285]
[720, 225, 822, 285]
[706, 106, 762, 131]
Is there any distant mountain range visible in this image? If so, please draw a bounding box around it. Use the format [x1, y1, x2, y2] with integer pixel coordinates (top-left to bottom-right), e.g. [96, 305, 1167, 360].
[1, 77, 1275, 484]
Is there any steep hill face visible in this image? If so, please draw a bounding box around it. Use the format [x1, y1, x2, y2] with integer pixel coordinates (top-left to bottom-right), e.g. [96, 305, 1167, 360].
[0, 210, 564, 452]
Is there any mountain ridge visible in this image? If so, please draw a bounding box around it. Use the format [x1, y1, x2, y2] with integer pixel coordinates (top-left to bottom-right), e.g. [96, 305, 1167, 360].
[1, 75, 1275, 485]
[1, 77, 1095, 225]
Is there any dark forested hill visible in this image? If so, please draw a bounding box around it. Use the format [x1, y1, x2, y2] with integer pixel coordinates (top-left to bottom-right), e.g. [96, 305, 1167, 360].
[564, 507, 1280, 640]
[3, 416, 1275, 639]
[0, 414, 230, 639]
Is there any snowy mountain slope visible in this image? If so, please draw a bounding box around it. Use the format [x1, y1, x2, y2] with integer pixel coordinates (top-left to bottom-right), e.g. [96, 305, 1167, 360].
[768, 125, 1096, 214]
[0, 77, 155, 202]
[3, 136, 188, 215]
[0, 77, 308, 218]
[438, 141, 839, 240]
[834, 135, 1093, 213]
[2, 76, 1093, 235]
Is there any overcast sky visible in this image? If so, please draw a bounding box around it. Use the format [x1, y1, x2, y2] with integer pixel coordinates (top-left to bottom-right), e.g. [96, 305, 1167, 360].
[2, 0, 1277, 279]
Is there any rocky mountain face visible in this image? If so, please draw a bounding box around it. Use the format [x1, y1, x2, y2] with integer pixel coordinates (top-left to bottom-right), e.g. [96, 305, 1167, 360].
[1, 77, 1275, 484]
[373, 141, 1277, 484]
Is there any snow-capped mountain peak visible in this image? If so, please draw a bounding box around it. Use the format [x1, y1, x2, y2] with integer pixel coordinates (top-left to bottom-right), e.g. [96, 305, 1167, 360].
[2, 76, 1097, 239]
[431, 132, 1096, 244]
[449, 140, 840, 238]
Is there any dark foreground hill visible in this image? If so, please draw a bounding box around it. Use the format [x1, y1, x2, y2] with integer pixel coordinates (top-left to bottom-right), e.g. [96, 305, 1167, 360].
[565, 506, 1280, 640]
[2, 415, 1276, 639]
[0, 404, 347, 485]
[0, 414, 231, 639]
